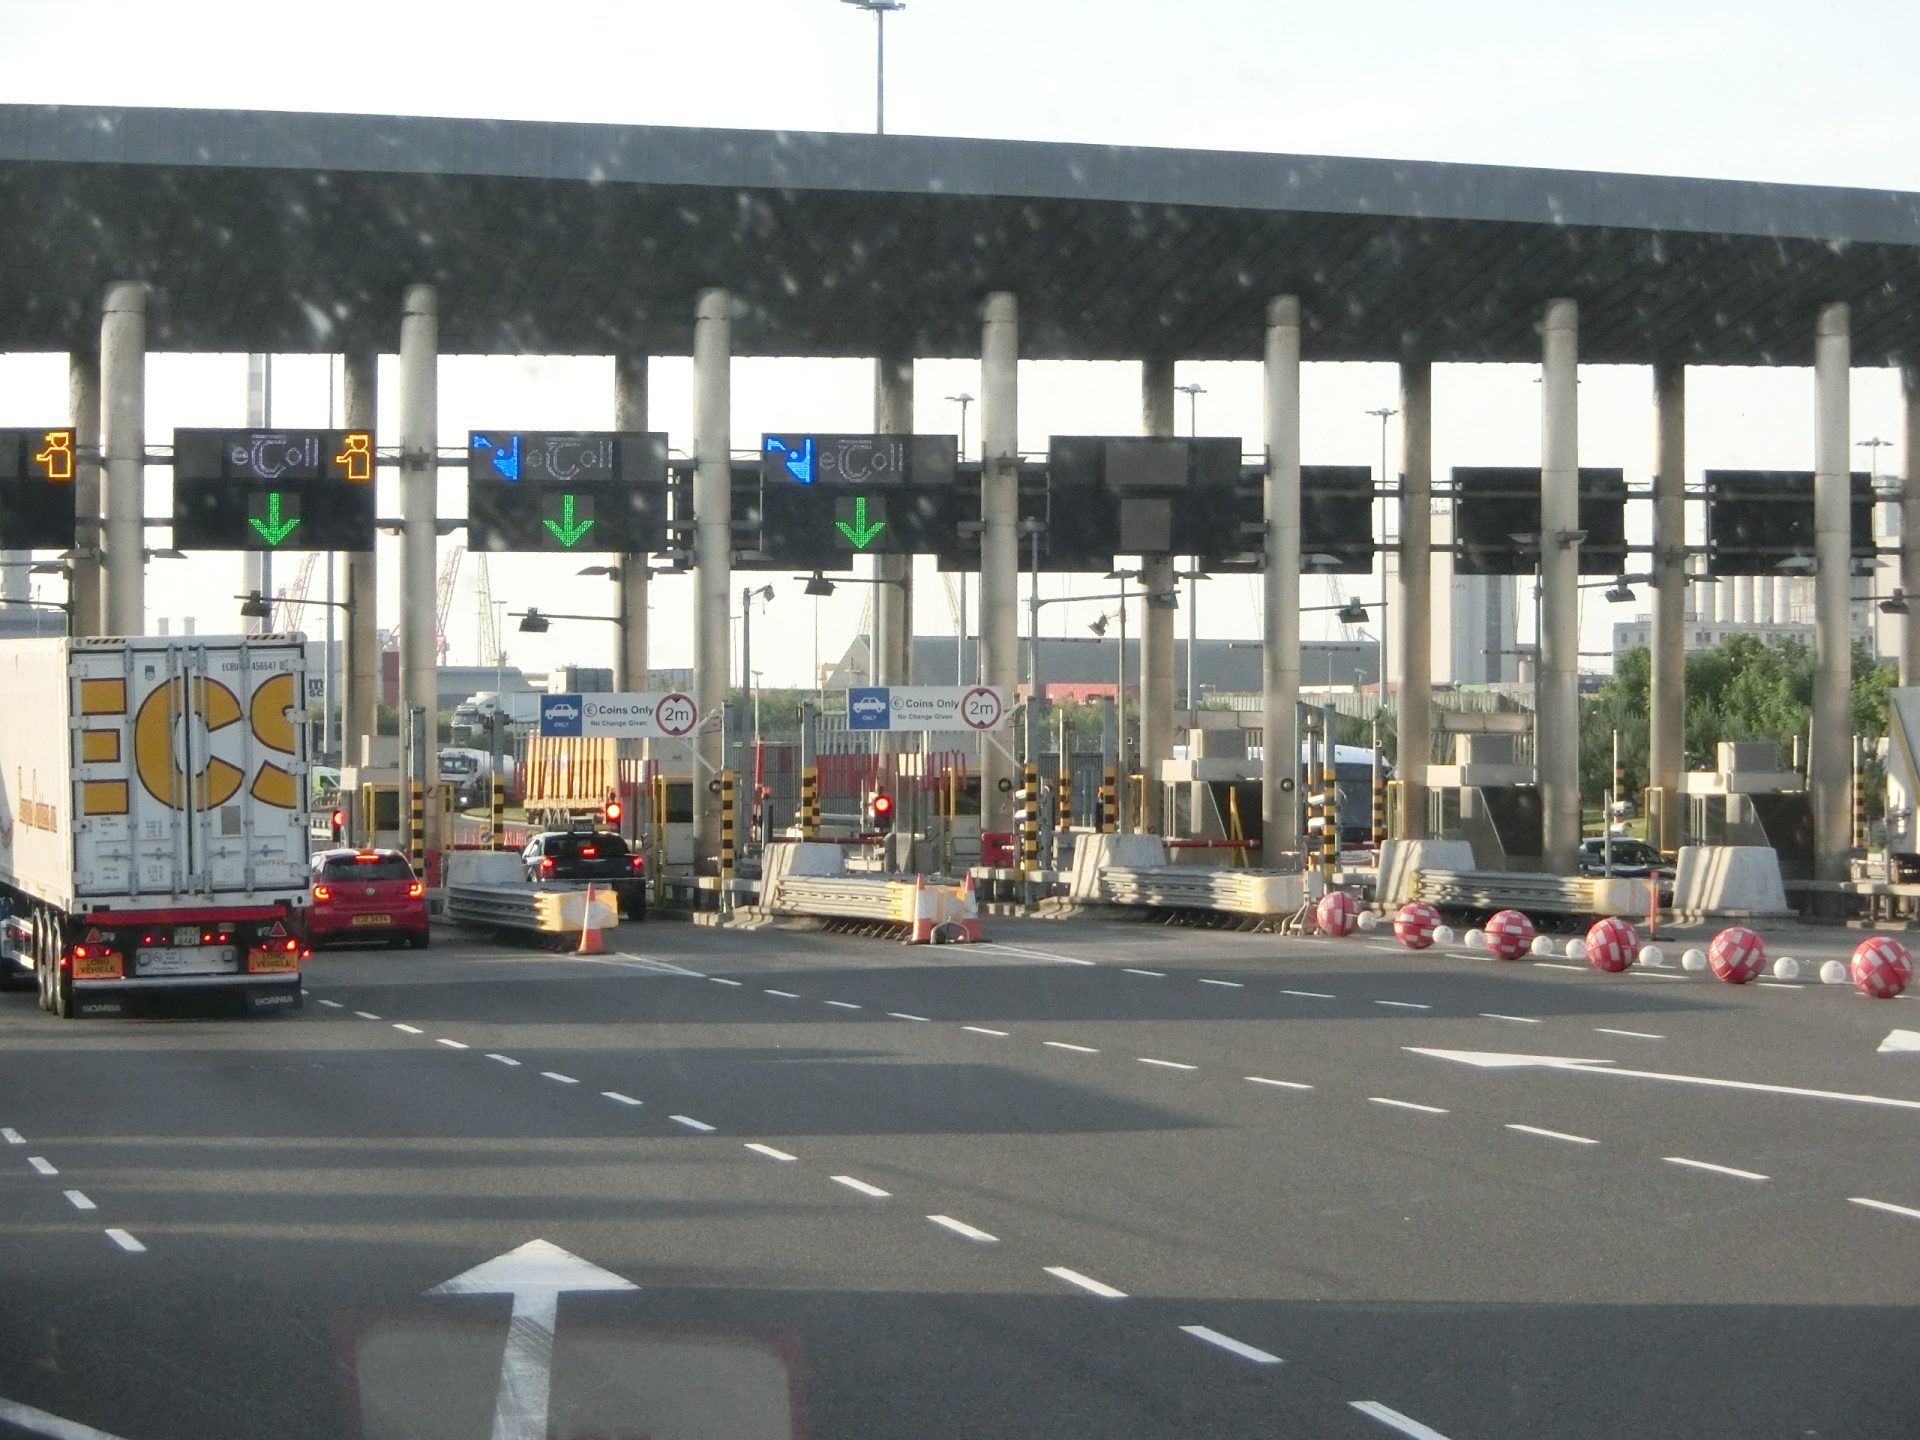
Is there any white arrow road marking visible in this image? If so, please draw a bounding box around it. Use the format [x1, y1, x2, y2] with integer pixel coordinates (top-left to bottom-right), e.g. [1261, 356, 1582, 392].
[1879, 1028, 1920, 1055]
[427, 1239, 637, 1440]
[1407, 1046, 1920, 1112]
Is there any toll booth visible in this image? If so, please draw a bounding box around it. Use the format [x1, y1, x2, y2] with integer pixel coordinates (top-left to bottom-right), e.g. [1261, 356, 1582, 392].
[1424, 733, 1545, 870]
[645, 772, 697, 871]
[1682, 741, 1813, 880]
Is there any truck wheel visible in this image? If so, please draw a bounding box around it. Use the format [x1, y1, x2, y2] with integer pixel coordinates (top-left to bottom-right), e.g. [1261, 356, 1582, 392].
[50, 917, 75, 1020]
[34, 917, 52, 1012]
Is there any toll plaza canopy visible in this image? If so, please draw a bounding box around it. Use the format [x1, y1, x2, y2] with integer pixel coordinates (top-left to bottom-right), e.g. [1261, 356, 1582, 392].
[1, 103, 1918, 363]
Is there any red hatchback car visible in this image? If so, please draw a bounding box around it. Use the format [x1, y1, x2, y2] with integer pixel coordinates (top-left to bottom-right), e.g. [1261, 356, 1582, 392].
[306, 849, 430, 949]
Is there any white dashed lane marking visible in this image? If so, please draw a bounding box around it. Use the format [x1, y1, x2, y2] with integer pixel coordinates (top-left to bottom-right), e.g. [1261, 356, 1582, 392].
[670, 1115, 717, 1133]
[1594, 1027, 1663, 1040]
[1374, 1000, 1431, 1011]
[1246, 1076, 1314, 1090]
[1479, 1013, 1540, 1025]
[435, 1038, 468, 1049]
[709, 977, 743, 987]
[540, 1072, 579, 1085]
[354, 1011, 381, 1020]
[1282, 989, 1335, 1000]
[963, 1026, 1010, 1037]
[831, 1175, 890, 1198]
[317, 999, 344, 1009]
[27, 1156, 57, 1176]
[927, 1215, 999, 1244]
[601, 1091, 643, 1106]
[1180, 1324, 1282, 1365]
[765, 989, 800, 999]
[1123, 968, 1165, 977]
[1198, 978, 1244, 989]
[1044, 1266, 1127, 1299]
[392, 1024, 422, 1035]
[105, 1228, 146, 1254]
[1369, 1097, 1449, 1116]
[825, 1000, 863, 1010]
[1138, 1058, 1198, 1071]
[64, 1190, 96, 1211]
[1665, 1156, 1768, 1182]
[1044, 1041, 1099, 1054]
[887, 1012, 931, 1023]
[1505, 1123, 1597, 1146]
[1, 1128, 22, 1144]
[745, 1143, 797, 1163]
[1850, 1197, 1920, 1221]
[1351, 1399, 1456, 1439]
[486, 1054, 521, 1067]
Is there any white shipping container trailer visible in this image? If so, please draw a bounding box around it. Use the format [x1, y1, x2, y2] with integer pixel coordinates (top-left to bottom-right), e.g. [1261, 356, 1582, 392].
[0, 635, 312, 1018]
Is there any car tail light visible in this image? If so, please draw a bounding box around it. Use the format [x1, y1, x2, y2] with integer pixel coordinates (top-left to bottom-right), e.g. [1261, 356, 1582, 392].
[407, 881, 424, 898]
[630, 856, 646, 873]
[540, 857, 555, 872]
[313, 884, 333, 903]
[354, 851, 380, 863]
[581, 845, 598, 858]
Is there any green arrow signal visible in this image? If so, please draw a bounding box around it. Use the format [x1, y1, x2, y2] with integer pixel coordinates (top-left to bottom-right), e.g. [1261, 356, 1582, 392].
[543, 492, 595, 548]
[835, 494, 887, 549]
[248, 491, 301, 546]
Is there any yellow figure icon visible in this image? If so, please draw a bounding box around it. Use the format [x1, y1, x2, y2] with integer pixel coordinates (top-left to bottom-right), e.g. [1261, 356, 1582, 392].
[333, 431, 373, 482]
[33, 429, 74, 481]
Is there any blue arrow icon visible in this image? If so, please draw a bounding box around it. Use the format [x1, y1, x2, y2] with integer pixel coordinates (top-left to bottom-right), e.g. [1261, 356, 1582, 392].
[474, 434, 521, 481]
[764, 435, 815, 485]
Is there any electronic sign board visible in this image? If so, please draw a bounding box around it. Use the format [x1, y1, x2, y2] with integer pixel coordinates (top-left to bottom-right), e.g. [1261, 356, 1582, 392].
[755, 433, 958, 568]
[172, 429, 376, 551]
[1452, 467, 1628, 575]
[0, 428, 78, 549]
[467, 431, 670, 553]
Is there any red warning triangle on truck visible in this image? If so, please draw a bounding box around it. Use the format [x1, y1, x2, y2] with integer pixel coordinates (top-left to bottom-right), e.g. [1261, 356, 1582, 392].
[268, 921, 287, 938]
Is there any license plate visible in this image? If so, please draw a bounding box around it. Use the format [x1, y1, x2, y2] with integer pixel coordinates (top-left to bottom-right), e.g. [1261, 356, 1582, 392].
[136, 946, 237, 976]
[351, 914, 392, 927]
[173, 926, 201, 947]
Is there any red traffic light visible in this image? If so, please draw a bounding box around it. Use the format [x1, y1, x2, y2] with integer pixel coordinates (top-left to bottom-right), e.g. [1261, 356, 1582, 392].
[870, 792, 895, 822]
[604, 799, 624, 825]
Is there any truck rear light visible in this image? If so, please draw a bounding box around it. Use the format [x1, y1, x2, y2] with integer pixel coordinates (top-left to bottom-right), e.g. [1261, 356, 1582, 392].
[313, 884, 333, 902]
[407, 881, 424, 898]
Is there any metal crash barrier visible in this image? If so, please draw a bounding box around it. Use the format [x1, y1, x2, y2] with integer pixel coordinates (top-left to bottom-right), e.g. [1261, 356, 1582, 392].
[1098, 866, 1305, 917]
[441, 852, 620, 946]
[759, 843, 982, 943]
[1412, 868, 1651, 921]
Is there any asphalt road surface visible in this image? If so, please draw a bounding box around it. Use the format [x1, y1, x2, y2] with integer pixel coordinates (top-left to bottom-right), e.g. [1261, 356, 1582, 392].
[2, 913, 1917, 1439]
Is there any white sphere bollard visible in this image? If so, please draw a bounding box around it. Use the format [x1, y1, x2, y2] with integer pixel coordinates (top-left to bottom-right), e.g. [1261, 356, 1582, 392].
[1772, 956, 1801, 982]
[1680, 947, 1708, 972]
[1563, 938, 1587, 961]
[1638, 943, 1666, 968]
[1530, 934, 1556, 957]
[1431, 925, 1457, 946]
[1820, 959, 1849, 985]
[1464, 928, 1486, 950]
[1355, 908, 1379, 932]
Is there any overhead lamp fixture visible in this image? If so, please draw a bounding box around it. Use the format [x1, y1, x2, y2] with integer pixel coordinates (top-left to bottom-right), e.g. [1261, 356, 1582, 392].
[1335, 598, 1370, 625]
[1302, 552, 1343, 572]
[1088, 615, 1110, 637]
[1603, 583, 1636, 604]
[1146, 588, 1179, 611]
[751, 583, 775, 602]
[803, 572, 836, 598]
[1552, 529, 1588, 548]
[517, 609, 551, 634]
[1852, 556, 1882, 577]
[576, 564, 621, 579]
[29, 562, 70, 577]
[1774, 554, 1816, 575]
[237, 589, 271, 620]
[1880, 589, 1910, 615]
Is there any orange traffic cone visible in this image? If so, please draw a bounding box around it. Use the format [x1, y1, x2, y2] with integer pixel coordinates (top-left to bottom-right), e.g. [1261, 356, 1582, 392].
[577, 882, 606, 955]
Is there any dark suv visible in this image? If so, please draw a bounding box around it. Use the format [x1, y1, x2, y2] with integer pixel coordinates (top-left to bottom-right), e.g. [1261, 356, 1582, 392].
[1576, 836, 1672, 879]
[522, 831, 646, 920]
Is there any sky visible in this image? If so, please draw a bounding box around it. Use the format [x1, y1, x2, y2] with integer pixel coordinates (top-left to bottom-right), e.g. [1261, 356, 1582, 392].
[2, 0, 1917, 689]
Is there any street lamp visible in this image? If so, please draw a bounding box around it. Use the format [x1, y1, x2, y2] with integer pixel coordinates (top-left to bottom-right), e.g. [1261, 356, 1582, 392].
[1175, 382, 1205, 437]
[740, 583, 775, 695]
[947, 391, 976, 686]
[946, 392, 974, 457]
[1365, 405, 1398, 720]
[839, 0, 905, 135]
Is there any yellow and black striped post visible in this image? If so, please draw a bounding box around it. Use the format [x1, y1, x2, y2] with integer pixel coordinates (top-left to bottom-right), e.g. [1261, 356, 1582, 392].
[799, 765, 819, 839]
[1853, 740, 1868, 849]
[719, 771, 738, 886]
[1370, 769, 1386, 847]
[1099, 767, 1117, 833]
[1018, 762, 1040, 874]
[1056, 765, 1072, 833]
[407, 780, 426, 877]
[490, 774, 506, 851]
[1385, 779, 1406, 841]
[650, 773, 669, 878]
[1320, 758, 1338, 874]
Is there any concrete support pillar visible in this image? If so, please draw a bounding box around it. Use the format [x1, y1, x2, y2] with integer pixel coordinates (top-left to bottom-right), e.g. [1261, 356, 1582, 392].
[692, 289, 733, 865]
[873, 349, 914, 687]
[614, 353, 650, 694]
[67, 348, 103, 636]
[342, 348, 379, 763]
[1261, 298, 1303, 859]
[1396, 362, 1433, 839]
[398, 287, 439, 761]
[1735, 574, 1755, 624]
[100, 282, 146, 635]
[1139, 357, 1178, 835]
[1649, 363, 1686, 852]
[1812, 303, 1853, 878]
[1902, 365, 1920, 686]
[979, 293, 1019, 834]
[1538, 298, 1581, 875]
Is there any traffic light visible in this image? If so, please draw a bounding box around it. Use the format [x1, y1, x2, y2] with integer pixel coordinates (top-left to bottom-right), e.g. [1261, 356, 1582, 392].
[868, 791, 895, 830]
[330, 808, 346, 843]
[603, 797, 624, 828]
